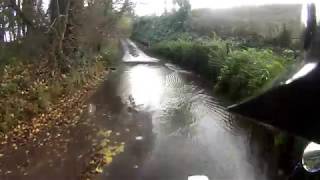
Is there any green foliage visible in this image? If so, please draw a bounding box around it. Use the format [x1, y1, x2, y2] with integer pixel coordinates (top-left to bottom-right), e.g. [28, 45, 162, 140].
[132, 1, 192, 44]
[132, 4, 297, 102]
[36, 85, 52, 111]
[133, 4, 301, 51]
[189, 5, 301, 45]
[215, 48, 289, 100]
[151, 35, 293, 101]
[132, 4, 298, 102]
[277, 24, 292, 48]
[49, 81, 64, 99]
[152, 37, 228, 79]
[69, 69, 84, 87]
[0, 57, 108, 133]
[0, 0, 128, 134]
[117, 16, 134, 37]
[0, 81, 19, 95]
[102, 40, 121, 65]
[264, 24, 293, 48]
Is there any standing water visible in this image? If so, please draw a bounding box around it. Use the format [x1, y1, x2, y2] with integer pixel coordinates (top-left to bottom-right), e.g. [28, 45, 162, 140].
[89, 39, 292, 180]
[0, 39, 296, 180]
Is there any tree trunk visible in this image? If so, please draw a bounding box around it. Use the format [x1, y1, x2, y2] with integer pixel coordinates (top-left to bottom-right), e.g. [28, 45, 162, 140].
[16, 0, 22, 39]
[22, 0, 36, 36]
[48, 0, 71, 71]
[0, 3, 5, 43]
[7, 6, 16, 41]
[62, 0, 83, 57]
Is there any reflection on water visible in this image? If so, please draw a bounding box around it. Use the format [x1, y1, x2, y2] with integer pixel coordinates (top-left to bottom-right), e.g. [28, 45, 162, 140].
[91, 40, 302, 180]
[127, 65, 164, 110]
[121, 39, 159, 63]
[119, 63, 262, 180]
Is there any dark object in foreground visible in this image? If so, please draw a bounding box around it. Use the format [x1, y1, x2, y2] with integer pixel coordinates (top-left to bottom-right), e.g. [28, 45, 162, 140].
[229, 62, 320, 143]
[229, 3, 320, 143]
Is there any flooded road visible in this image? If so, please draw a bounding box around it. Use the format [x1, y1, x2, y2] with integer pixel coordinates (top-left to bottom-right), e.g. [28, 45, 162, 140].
[89, 40, 287, 180]
[0, 39, 297, 180]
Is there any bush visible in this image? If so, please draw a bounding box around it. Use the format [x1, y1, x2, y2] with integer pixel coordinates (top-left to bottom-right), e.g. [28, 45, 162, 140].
[0, 57, 108, 133]
[36, 85, 52, 111]
[150, 34, 293, 102]
[215, 48, 289, 100]
[152, 38, 228, 80]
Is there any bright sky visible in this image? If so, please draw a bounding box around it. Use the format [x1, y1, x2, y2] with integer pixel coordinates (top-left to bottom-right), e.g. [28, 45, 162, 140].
[134, 0, 318, 16]
[43, 0, 319, 17]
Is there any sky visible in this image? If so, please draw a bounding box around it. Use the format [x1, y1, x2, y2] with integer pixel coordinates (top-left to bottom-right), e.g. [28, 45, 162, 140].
[42, 0, 318, 16]
[134, 0, 318, 16]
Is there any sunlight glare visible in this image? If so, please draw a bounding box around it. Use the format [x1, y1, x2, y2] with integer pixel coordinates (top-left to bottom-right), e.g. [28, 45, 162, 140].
[129, 65, 163, 109]
[304, 142, 320, 153]
[286, 62, 318, 84]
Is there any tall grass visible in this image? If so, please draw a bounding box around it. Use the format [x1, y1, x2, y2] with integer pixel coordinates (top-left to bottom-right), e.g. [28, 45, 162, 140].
[152, 38, 228, 80]
[151, 38, 293, 101]
[215, 48, 290, 100]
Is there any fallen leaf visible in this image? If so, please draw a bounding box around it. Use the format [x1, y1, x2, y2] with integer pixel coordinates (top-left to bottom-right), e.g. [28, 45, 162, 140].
[95, 167, 103, 173]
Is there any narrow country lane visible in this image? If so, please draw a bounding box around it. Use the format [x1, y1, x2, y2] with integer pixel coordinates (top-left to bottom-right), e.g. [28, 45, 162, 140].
[0, 39, 281, 180]
[90, 40, 279, 180]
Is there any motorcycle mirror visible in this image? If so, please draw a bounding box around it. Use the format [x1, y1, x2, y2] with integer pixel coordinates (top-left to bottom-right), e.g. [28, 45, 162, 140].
[302, 142, 320, 173]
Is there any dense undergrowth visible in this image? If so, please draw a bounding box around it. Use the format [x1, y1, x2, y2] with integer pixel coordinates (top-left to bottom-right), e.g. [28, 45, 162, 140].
[132, 0, 300, 102]
[0, 40, 121, 133]
[132, 4, 305, 176]
[132, 2, 306, 177]
[150, 37, 295, 101]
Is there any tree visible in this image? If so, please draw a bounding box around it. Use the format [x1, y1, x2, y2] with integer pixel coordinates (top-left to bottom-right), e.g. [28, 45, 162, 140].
[0, 0, 133, 69]
[172, 0, 191, 32]
[0, 2, 5, 43]
[278, 24, 291, 48]
[22, 0, 36, 36]
[173, 0, 191, 12]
